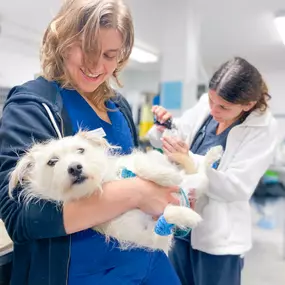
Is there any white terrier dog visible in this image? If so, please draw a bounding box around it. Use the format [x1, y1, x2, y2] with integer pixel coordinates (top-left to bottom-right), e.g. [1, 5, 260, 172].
[9, 131, 222, 253]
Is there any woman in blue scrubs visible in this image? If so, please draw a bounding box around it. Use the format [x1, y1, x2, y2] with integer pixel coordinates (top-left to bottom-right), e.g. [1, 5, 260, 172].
[0, 0, 181, 284]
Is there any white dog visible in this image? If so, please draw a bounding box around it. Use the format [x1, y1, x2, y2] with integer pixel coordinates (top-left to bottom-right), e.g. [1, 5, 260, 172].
[9, 131, 222, 253]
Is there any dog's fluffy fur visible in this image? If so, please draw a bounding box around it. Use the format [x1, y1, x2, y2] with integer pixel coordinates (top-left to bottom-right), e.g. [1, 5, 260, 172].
[9, 131, 222, 253]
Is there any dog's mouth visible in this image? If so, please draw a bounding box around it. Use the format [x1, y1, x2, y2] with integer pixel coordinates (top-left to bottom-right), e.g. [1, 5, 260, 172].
[71, 175, 88, 185]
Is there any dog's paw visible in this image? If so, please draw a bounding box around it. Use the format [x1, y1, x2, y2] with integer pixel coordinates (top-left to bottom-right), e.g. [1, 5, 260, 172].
[182, 210, 203, 228]
[164, 205, 202, 229]
[204, 145, 223, 167]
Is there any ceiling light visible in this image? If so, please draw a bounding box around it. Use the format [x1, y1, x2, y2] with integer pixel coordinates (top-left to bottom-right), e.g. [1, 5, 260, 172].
[274, 13, 285, 45]
[130, 46, 158, 63]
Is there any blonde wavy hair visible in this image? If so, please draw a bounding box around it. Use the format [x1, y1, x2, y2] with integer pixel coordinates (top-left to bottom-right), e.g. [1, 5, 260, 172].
[40, 0, 134, 108]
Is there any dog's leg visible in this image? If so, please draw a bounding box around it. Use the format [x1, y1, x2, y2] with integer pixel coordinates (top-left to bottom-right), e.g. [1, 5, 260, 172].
[132, 150, 183, 186]
[152, 234, 173, 254]
[163, 204, 202, 229]
[168, 153, 197, 175]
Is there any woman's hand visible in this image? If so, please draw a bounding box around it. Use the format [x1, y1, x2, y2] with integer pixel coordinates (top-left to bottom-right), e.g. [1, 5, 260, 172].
[161, 137, 197, 173]
[152, 105, 172, 132]
[161, 136, 189, 159]
[161, 137, 197, 174]
[135, 177, 180, 218]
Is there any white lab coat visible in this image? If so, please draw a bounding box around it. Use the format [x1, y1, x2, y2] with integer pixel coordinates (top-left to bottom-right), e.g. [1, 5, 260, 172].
[148, 94, 279, 255]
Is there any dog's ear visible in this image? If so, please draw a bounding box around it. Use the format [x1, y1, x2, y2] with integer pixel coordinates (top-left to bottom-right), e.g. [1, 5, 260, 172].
[76, 130, 111, 148]
[9, 152, 35, 197]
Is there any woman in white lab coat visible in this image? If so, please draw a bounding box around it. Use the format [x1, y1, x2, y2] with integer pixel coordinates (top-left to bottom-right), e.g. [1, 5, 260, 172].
[148, 57, 279, 285]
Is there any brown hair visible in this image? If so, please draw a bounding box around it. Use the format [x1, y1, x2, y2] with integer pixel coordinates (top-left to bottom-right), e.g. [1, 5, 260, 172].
[40, 0, 134, 108]
[209, 57, 271, 112]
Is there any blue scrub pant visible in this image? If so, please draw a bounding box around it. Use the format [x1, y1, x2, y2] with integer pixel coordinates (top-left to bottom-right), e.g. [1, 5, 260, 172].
[68, 230, 181, 285]
[169, 235, 244, 285]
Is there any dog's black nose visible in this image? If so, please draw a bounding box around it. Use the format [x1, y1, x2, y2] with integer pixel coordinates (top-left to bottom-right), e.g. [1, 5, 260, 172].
[68, 163, 83, 177]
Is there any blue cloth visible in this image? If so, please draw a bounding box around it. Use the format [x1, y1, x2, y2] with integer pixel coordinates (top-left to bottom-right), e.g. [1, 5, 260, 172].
[190, 115, 240, 157]
[152, 94, 160, 106]
[59, 88, 180, 285]
[69, 232, 181, 285]
[169, 236, 244, 285]
[190, 115, 240, 170]
[60, 88, 134, 154]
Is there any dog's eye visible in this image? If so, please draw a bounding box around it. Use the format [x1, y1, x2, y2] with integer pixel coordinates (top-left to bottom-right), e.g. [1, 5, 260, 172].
[77, 148, 85, 154]
[47, 157, 59, 167]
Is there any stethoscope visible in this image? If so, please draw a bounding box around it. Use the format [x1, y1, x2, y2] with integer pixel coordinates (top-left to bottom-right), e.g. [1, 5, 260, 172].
[190, 115, 212, 152]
